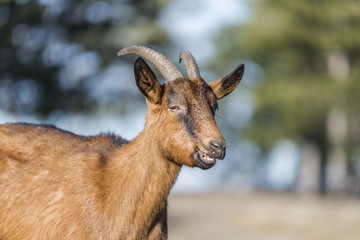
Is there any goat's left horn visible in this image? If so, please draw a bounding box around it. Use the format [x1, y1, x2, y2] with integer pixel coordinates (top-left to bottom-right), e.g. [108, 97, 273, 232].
[118, 45, 183, 81]
[179, 50, 201, 80]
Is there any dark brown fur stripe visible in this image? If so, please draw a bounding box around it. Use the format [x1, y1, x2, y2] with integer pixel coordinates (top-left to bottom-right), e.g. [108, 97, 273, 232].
[178, 113, 197, 139]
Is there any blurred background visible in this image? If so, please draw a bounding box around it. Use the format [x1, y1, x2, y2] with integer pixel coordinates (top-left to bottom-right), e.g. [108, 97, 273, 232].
[1, 0, 360, 239]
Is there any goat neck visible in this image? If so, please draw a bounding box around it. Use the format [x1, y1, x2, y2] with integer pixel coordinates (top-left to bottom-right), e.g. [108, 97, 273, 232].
[98, 126, 180, 238]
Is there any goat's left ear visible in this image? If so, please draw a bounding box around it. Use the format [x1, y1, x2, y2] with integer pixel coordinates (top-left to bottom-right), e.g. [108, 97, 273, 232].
[208, 64, 244, 100]
[134, 57, 163, 105]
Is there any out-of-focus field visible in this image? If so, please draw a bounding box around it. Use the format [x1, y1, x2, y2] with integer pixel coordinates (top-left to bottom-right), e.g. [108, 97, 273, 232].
[168, 192, 360, 240]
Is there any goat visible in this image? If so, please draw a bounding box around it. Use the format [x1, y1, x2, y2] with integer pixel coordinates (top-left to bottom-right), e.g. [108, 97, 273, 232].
[0, 45, 244, 240]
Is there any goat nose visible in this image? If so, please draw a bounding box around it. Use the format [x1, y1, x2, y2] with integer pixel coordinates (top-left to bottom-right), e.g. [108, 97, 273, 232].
[209, 140, 226, 159]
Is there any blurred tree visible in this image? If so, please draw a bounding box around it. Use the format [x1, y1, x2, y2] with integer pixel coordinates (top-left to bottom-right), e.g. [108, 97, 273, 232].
[0, 0, 170, 117]
[215, 0, 360, 194]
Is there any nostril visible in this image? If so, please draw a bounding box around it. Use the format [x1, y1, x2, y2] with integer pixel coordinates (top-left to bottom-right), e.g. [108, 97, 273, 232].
[209, 140, 226, 159]
[210, 140, 225, 151]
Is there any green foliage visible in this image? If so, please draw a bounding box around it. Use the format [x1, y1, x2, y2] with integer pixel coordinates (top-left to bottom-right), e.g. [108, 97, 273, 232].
[0, 0, 170, 116]
[216, 0, 360, 148]
[246, 77, 342, 148]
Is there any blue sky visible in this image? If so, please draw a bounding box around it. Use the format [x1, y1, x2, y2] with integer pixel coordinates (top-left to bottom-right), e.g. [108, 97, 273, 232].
[160, 0, 249, 64]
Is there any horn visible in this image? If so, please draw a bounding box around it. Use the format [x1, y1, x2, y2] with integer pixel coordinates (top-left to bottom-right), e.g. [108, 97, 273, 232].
[179, 50, 201, 80]
[117, 45, 183, 81]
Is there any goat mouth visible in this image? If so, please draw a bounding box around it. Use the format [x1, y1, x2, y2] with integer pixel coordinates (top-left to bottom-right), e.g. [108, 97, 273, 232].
[194, 148, 216, 170]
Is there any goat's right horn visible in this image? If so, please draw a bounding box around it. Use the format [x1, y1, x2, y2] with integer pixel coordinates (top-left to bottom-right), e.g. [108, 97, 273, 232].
[117, 45, 183, 81]
[179, 50, 201, 80]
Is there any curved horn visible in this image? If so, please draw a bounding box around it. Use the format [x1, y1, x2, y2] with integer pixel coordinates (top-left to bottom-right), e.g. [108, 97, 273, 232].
[179, 50, 201, 80]
[117, 45, 183, 81]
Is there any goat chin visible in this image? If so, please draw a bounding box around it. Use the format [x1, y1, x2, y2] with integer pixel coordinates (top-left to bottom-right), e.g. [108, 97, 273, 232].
[194, 149, 217, 169]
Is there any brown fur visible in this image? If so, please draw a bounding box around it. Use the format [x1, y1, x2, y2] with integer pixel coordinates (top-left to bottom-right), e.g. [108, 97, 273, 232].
[0, 56, 244, 239]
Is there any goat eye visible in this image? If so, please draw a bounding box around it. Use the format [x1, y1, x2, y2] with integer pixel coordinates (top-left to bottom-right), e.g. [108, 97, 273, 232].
[211, 107, 216, 116]
[213, 104, 218, 113]
[169, 105, 180, 112]
[210, 102, 218, 115]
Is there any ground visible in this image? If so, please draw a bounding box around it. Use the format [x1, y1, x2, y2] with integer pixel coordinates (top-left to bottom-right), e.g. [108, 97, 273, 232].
[168, 192, 360, 240]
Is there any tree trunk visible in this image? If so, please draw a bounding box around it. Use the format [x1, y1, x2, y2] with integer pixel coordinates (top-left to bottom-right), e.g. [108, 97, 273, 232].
[319, 141, 328, 195]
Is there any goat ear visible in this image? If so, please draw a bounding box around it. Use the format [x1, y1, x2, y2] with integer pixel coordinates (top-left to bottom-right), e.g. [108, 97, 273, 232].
[134, 57, 163, 105]
[208, 64, 244, 100]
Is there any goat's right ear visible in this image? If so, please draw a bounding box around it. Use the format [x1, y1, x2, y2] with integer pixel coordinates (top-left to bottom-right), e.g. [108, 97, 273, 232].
[134, 57, 163, 105]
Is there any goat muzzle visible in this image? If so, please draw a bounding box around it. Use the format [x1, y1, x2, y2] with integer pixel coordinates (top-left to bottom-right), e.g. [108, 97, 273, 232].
[194, 140, 226, 170]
